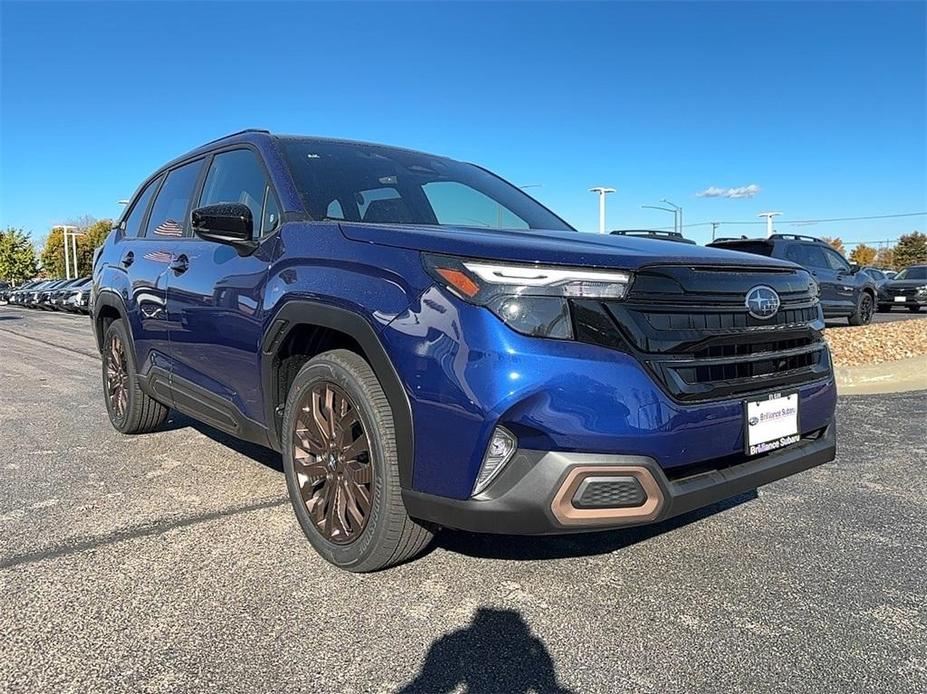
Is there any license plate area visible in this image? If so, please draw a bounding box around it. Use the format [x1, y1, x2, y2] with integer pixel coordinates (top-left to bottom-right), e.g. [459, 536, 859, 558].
[894, 296, 907, 303]
[744, 392, 800, 456]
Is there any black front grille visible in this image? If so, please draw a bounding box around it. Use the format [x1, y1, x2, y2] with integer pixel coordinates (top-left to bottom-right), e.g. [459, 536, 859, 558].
[572, 264, 830, 402]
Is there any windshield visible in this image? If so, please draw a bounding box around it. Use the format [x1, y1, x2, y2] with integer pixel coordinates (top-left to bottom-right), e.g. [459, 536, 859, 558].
[895, 266, 927, 280]
[280, 138, 573, 232]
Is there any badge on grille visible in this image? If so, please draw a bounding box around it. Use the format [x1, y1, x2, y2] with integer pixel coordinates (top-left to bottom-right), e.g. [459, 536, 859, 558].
[745, 285, 780, 319]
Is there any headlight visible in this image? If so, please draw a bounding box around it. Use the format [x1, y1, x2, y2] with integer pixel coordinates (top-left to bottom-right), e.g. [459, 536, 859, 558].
[423, 254, 632, 339]
[917, 285, 927, 296]
[809, 276, 821, 301]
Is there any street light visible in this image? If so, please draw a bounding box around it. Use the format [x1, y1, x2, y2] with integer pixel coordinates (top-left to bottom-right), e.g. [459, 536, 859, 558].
[53, 225, 79, 279]
[642, 204, 677, 231]
[589, 187, 616, 234]
[758, 211, 783, 238]
[661, 199, 682, 235]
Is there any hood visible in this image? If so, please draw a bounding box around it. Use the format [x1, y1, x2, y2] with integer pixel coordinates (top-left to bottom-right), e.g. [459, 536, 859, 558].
[886, 279, 927, 289]
[338, 222, 796, 271]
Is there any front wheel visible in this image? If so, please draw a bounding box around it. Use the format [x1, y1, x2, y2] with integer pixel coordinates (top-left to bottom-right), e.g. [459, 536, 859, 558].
[282, 349, 433, 572]
[101, 319, 169, 434]
[848, 293, 874, 325]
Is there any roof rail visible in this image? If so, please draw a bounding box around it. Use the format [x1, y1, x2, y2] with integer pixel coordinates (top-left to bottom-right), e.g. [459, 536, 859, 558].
[711, 236, 755, 242]
[611, 229, 684, 238]
[199, 128, 271, 148]
[769, 233, 824, 243]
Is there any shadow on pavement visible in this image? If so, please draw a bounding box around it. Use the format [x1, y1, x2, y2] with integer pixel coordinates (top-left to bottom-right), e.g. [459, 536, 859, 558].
[163, 412, 284, 473]
[0, 315, 22, 320]
[436, 490, 757, 562]
[398, 607, 574, 694]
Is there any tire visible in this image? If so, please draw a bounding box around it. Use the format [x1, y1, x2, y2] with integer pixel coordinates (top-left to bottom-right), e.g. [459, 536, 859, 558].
[101, 319, 169, 434]
[909, 306, 922, 313]
[877, 304, 891, 313]
[282, 349, 433, 572]
[848, 292, 874, 325]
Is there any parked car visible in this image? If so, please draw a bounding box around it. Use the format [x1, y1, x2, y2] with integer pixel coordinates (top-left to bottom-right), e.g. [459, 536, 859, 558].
[0, 281, 10, 302]
[49, 277, 89, 310]
[860, 266, 889, 288]
[61, 277, 92, 313]
[92, 130, 837, 571]
[21, 280, 54, 308]
[7, 279, 39, 305]
[877, 264, 927, 312]
[610, 229, 696, 244]
[34, 279, 70, 309]
[708, 234, 877, 325]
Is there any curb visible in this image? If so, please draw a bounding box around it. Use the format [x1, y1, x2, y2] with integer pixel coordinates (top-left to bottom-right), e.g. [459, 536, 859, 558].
[834, 355, 927, 396]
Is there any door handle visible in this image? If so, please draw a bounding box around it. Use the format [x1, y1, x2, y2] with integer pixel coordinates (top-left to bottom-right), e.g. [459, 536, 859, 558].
[121, 251, 134, 267]
[169, 254, 189, 274]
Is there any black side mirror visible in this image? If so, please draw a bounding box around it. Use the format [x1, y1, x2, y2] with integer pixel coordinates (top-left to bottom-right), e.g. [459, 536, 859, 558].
[192, 203, 258, 255]
[848, 262, 860, 273]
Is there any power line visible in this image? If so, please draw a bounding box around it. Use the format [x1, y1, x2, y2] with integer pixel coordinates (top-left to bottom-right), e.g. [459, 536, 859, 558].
[652, 211, 926, 231]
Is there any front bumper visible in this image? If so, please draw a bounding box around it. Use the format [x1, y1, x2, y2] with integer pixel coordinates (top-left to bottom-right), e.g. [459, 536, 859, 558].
[402, 422, 836, 534]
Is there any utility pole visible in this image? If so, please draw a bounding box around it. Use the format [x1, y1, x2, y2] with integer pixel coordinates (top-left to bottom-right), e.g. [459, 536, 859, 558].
[661, 199, 682, 235]
[642, 204, 677, 231]
[711, 222, 721, 240]
[758, 212, 783, 238]
[589, 187, 616, 234]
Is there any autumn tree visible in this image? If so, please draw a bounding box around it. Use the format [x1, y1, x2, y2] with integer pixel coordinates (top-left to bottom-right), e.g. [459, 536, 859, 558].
[892, 231, 927, 270]
[849, 244, 876, 266]
[874, 245, 894, 269]
[38, 217, 114, 278]
[821, 236, 845, 254]
[0, 227, 38, 284]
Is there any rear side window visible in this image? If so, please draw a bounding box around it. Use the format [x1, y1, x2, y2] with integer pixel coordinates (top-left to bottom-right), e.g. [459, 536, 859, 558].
[714, 241, 773, 257]
[145, 159, 204, 238]
[785, 244, 828, 268]
[198, 149, 278, 238]
[123, 175, 162, 237]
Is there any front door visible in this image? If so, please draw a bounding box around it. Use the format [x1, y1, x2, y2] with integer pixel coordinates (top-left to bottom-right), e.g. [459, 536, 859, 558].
[165, 147, 281, 428]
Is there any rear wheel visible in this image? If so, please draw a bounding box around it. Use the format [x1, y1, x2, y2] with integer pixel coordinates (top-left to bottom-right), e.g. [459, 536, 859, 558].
[102, 319, 169, 434]
[848, 292, 874, 325]
[282, 349, 433, 572]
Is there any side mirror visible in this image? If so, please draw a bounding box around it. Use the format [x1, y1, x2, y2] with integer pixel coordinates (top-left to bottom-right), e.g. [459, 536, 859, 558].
[192, 203, 258, 254]
[848, 262, 860, 273]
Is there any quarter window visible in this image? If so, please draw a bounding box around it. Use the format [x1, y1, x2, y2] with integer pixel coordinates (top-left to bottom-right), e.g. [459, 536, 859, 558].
[123, 175, 162, 237]
[145, 160, 205, 238]
[199, 149, 278, 238]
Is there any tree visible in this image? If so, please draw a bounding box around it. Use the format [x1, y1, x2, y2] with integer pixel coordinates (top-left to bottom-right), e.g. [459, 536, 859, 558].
[874, 245, 895, 269]
[821, 236, 845, 255]
[0, 227, 38, 284]
[849, 244, 876, 266]
[892, 231, 927, 270]
[38, 217, 114, 278]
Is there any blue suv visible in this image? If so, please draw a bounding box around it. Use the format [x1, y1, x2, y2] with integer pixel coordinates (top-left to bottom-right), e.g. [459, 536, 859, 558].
[92, 130, 837, 571]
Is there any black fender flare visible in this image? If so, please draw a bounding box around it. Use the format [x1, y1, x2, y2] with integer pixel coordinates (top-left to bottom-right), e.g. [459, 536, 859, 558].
[261, 300, 415, 489]
[92, 289, 139, 366]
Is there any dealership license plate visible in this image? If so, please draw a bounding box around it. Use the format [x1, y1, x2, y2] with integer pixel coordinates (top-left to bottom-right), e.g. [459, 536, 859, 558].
[895, 295, 907, 303]
[744, 392, 799, 456]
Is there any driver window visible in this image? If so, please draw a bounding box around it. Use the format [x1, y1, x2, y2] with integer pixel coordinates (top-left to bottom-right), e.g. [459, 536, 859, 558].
[199, 149, 276, 238]
[824, 248, 850, 271]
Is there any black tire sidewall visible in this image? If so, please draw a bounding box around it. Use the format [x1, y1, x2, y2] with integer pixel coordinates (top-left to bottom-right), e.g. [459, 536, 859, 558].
[281, 355, 394, 570]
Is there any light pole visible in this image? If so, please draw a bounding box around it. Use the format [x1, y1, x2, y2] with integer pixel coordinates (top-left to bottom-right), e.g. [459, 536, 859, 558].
[661, 199, 682, 235]
[589, 187, 616, 234]
[758, 211, 782, 238]
[53, 225, 78, 279]
[642, 204, 677, 231]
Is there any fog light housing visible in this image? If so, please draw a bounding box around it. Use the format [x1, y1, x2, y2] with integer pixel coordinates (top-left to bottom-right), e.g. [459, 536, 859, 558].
[472, 426, 517, 496]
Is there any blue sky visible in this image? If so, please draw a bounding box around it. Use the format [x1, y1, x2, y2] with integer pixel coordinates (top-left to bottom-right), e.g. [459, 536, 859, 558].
[1, 1, 925, 248]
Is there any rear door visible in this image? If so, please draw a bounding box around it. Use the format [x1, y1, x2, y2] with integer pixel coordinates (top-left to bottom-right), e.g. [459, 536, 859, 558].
[164, 147, 280, 427]
[784, 243, 842, 314]
[124, 160, 205, 377]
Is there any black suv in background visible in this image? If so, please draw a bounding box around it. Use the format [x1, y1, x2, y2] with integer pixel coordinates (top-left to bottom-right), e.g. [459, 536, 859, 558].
[709, 234, 877, 325]
[878, 264, 927, 312]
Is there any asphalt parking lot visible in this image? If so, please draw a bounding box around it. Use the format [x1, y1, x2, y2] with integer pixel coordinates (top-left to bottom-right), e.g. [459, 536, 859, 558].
[1, 306, 925, 694]
[827, 308, 925, 327]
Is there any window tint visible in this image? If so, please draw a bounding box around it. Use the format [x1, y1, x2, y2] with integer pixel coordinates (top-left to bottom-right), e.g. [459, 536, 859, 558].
[124, 175, 162, 237]
[199, 149, 276, 238]
[786, 244, 828, 268]
[863, 268, 885, 281]
[145, 160, 204, 238]
[895, 266, 927, 280]
[824, 248, 850, 271]
[423, 181, 529, 229]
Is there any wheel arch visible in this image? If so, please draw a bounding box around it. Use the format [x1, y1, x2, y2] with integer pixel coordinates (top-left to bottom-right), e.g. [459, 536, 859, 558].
[93, 290, 138, 364]
[262, 300, 414, 489]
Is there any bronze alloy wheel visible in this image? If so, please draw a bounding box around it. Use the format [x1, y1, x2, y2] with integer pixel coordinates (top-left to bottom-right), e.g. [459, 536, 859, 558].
[106, 335, 129, 421]
[292, 382, 374, 544]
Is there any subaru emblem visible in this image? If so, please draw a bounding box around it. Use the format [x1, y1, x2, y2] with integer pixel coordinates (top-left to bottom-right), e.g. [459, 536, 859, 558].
[745, 285, 780, 320]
